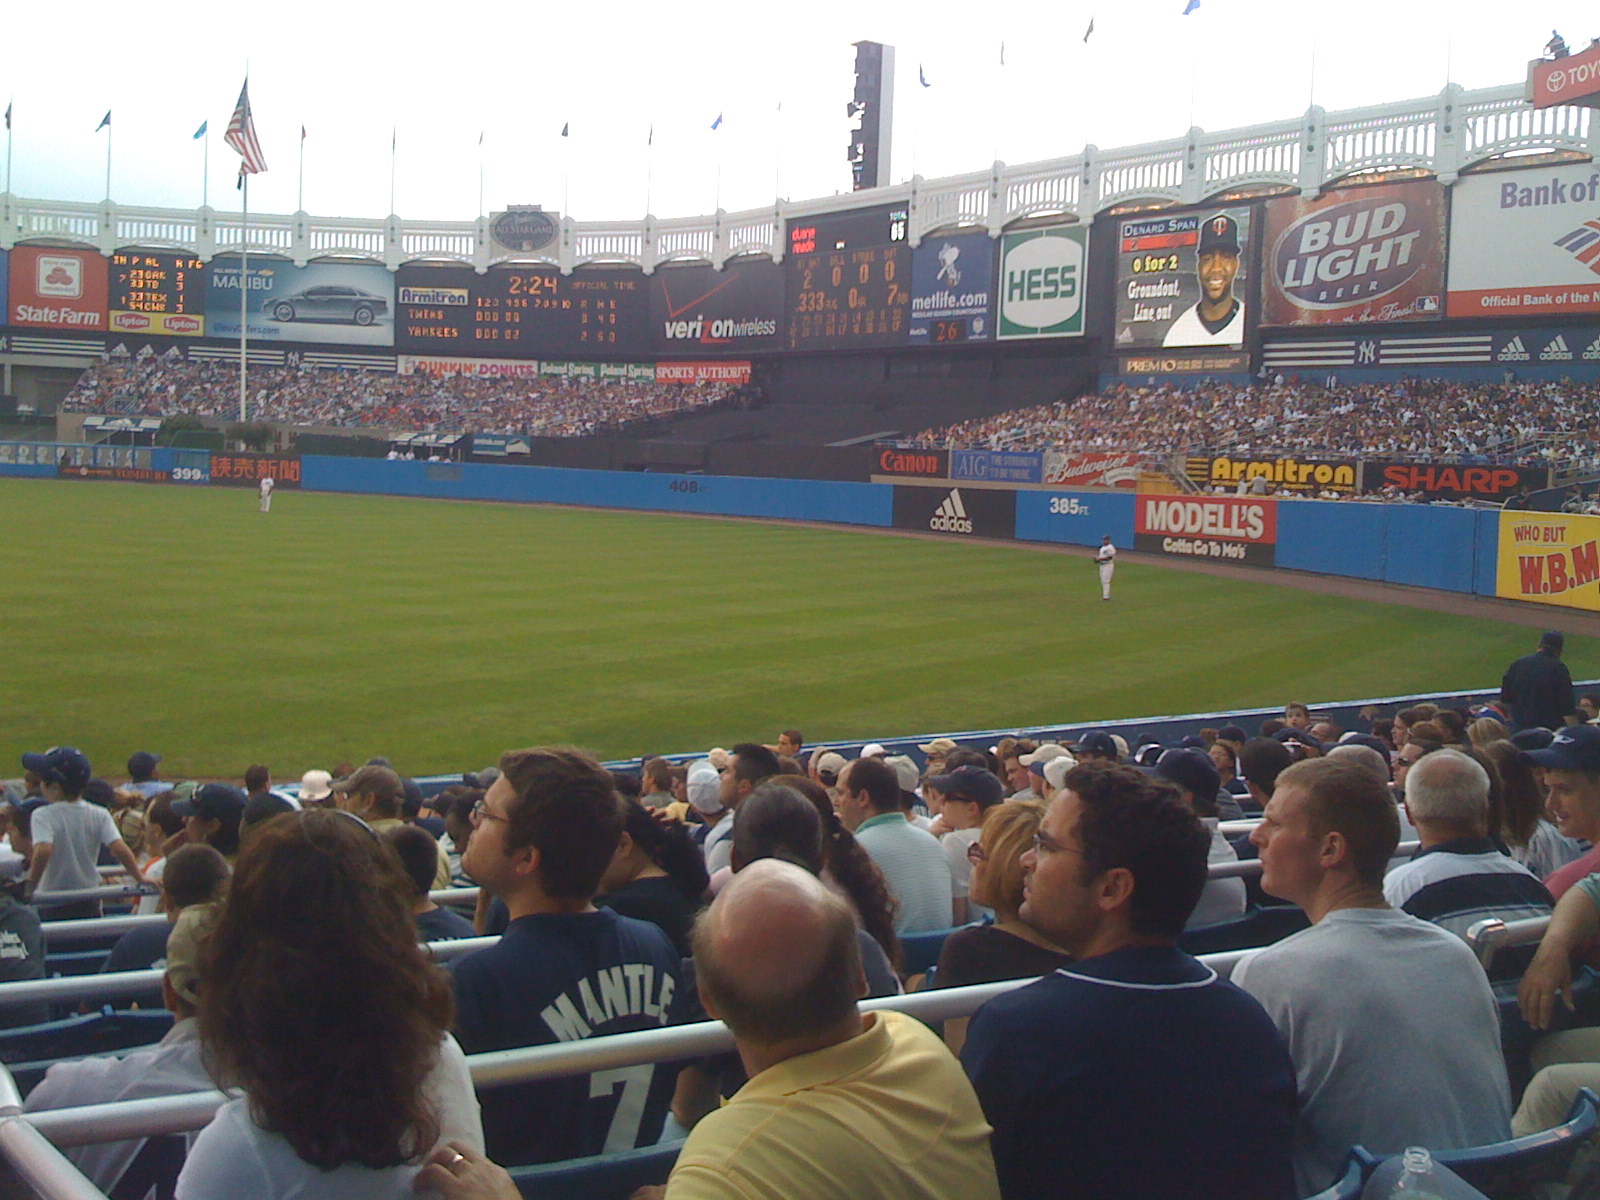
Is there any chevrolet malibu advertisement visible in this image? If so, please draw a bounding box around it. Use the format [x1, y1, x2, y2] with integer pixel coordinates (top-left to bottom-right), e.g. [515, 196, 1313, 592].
[205, 259, 395, 346]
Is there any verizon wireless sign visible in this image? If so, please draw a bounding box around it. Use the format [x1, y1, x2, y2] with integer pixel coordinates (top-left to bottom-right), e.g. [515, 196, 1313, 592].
[1135, 495, 1278, 567]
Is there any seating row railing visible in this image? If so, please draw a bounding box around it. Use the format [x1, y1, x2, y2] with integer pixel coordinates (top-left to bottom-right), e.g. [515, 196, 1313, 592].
[0, 910, 1555, 1199]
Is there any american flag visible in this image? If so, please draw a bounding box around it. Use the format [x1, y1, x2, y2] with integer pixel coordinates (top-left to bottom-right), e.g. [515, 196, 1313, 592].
[225, 80, 267, 175]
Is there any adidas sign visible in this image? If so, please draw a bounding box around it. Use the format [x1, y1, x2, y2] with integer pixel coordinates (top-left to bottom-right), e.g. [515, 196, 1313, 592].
[1540, 335, 1573, 361]
[1584, 334, 1600, 361]
[930, 489, 975, 534]
[1497, 336, 1529, 362]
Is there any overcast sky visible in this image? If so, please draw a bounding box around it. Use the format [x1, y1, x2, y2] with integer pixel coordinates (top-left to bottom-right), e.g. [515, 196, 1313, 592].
[3, 1, 1596, 226]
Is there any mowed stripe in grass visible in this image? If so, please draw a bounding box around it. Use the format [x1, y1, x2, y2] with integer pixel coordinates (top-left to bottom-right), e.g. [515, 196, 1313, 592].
[2, 477, 1591, 778]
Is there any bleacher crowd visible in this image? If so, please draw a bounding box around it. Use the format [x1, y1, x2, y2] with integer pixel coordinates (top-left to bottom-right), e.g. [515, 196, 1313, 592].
[61, 359, 740, 437]
[4, 633, 1600, 1198]
[910, 377, 1600, 468]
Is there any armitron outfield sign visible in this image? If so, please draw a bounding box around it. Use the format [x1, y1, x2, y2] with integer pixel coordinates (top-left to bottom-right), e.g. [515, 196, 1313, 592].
[1497, 512, 1600, 613]
[1135, 494, 1278, 566]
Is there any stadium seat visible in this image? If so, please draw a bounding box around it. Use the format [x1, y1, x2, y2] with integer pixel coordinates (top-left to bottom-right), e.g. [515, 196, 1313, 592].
[1177, 904, 1310, 956]
[0, 1007, 174, 1094]
[506, 1138, 685, 1200]
[1350, 1087, 1599, 1200]
[899, 926, 970, 979]
[44, 948, 113, 977]
[1301, 1158, 1367, 1199]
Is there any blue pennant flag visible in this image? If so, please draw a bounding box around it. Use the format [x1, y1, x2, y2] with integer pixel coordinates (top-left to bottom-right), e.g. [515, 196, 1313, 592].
[193, 120, 207, 139]
[95, 110, 111, 131]
[710, 112, 723, 131]
[919, 65, 931, 88]
[1183, 0, 1201, 12]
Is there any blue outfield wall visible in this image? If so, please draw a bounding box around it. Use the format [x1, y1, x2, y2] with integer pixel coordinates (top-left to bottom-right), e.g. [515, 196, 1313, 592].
[1275, 501, 1390, 581]
[0, 462, 58, 478]
[1014, 490, 1137, 548]
[300, 456, 895, 528]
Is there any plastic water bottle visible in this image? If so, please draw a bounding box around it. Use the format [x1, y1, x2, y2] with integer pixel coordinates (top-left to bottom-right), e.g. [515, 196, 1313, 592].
[1389, 1147, 1447, 1198]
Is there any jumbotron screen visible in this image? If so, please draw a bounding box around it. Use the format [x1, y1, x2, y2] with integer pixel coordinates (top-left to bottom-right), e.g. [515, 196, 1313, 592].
[395, 266, 649, 358]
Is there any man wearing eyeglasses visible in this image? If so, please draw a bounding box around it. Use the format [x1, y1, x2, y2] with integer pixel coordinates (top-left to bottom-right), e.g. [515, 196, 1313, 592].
[451, 748, 684, 1167]
[960, 762, 1297, 1200]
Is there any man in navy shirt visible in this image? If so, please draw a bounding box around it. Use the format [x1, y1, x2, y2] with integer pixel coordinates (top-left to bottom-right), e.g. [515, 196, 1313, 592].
[451, 748, 683, 1166]
[961, 762, 1297, 1200]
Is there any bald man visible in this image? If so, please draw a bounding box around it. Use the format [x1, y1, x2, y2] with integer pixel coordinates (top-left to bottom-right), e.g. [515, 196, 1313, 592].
[661, 860, 999, 1199]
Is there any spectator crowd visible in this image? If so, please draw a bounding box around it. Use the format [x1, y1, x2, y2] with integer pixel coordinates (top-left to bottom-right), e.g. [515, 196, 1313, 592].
[4, 634, 1600, 1199]
[910, 376, 1600, 467]
[62, 358, 741, 438]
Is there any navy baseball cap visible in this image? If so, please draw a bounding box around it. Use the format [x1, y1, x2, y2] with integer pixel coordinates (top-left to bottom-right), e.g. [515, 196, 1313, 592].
[127, 751, 162, 780]
[21, 747, 92, 794]
[926, 766, 1005, 807]
[172, 783, 248, 822]
[1154, 749, 1222, 804]
[1512, 728, 1556, 752]
[1529, 725, 1600, 772]
[1198, 212, 1242, 254]
[1071, 731, 1120, 759]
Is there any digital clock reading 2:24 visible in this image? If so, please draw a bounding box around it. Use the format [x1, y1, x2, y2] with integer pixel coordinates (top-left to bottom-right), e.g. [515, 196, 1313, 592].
[785, 203, 910, 350]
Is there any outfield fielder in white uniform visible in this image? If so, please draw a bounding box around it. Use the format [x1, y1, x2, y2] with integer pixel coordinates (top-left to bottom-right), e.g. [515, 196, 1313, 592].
[259, 476, 274, 513]
[1096, 535, 1116, 600]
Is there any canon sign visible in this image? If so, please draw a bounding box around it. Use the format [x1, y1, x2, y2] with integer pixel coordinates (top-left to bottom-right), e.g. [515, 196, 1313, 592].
[1273, 201, 1424, 307]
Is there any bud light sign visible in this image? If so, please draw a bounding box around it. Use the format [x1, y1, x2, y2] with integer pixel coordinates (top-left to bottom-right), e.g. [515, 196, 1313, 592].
[1261, 180, 1445, 326]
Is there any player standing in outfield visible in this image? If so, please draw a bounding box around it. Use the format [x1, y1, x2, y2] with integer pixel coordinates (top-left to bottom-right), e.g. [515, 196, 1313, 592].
[1096, 535, 1116, 601]
[258, 476, 274, 514]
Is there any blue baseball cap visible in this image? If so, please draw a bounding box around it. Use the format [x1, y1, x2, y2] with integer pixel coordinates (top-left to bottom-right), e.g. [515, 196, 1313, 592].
[1529, 725, 1600, 772]
[21, 747, 92, 794]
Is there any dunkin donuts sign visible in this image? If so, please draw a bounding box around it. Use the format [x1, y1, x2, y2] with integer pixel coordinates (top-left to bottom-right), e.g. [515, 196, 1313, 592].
[1135, 494, 1278, 567]
[1262, 181, 1445, 326]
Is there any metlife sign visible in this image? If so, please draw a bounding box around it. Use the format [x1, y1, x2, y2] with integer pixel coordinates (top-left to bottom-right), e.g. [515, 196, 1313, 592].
[997, 225, 1088, 339]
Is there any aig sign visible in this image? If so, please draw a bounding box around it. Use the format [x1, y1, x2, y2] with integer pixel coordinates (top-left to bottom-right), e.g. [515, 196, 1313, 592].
[998, 225, 1088, 340]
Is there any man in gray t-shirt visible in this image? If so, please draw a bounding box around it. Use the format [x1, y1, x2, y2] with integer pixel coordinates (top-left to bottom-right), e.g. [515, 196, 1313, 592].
[1233, 756, 1510, 1195]
[21, 747, 144, 920]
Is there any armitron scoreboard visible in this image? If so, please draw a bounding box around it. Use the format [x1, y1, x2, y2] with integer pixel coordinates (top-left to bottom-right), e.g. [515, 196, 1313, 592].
[784, 203, 910, 350]
[395, 266, 649, 357]
[109, 251, 207, 336]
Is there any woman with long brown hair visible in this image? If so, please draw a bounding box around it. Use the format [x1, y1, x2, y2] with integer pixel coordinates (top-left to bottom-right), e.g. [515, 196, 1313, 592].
[176, 809, 481, 1198]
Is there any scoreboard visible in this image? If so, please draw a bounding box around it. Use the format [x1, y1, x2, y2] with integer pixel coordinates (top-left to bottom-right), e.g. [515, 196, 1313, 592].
[785, 203, 910, 350]
[395, 266, 649, 357]
[109, 251, 207, 336]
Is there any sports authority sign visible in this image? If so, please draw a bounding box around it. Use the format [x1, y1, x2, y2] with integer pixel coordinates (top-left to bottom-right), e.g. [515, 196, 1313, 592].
[1448, 165, 1600, 318]
[996, 225, 1087, 340]
[1135, 494, 1278, 566]
[1496, 512, 1600, 613]
[892, 485, 1017, 539]
[1261, 181, 1445, 326]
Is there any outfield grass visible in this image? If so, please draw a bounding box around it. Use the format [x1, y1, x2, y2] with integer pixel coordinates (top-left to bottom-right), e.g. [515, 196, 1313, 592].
[2, 477, 1595, 779]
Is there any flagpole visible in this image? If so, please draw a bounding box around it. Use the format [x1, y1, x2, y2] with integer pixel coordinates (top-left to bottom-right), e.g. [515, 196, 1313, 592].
[477, 134, 484, 218]
[202, 133, 209, 209]
[297, 128, 305, 212]
[240, 170, 249, 424]
[389, 128, 397, 214]
[5, 103, 12, 198]
[104, 121, 113, 201]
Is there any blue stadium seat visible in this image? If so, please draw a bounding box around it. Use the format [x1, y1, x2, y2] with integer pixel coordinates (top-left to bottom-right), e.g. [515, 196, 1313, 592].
[899, 926, 971, 978]
[1177, 904, 1310, 956]
[0, 1006, 174, 1094]
[1302, 1158, 1366, 1199]
[506, 1138, 685, 1200]
[1350, 1087, 1599, 1200]
[44, 948, 112, 977]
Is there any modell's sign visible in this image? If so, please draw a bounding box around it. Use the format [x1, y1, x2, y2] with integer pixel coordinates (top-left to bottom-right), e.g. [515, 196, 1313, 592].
[875, 447, 948, 478]
[1262, 181, 1445, 326]
[1360, 461, 1550, 501]
[1135, 494, 1278, 567]
[1186, 455, 1357, 495]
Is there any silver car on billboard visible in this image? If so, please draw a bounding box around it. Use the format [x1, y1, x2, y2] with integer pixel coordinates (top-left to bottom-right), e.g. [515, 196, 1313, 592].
[266, 285, 388, 327]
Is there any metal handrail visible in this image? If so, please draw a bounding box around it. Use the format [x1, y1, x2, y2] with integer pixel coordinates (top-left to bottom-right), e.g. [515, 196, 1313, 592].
[1465, 914, 1552, 973]
[0, 1116, 108, 1200]
[23, 960, 1261, 1149]
[39, 886, 480, 944]
[32, 883, 157, 906]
